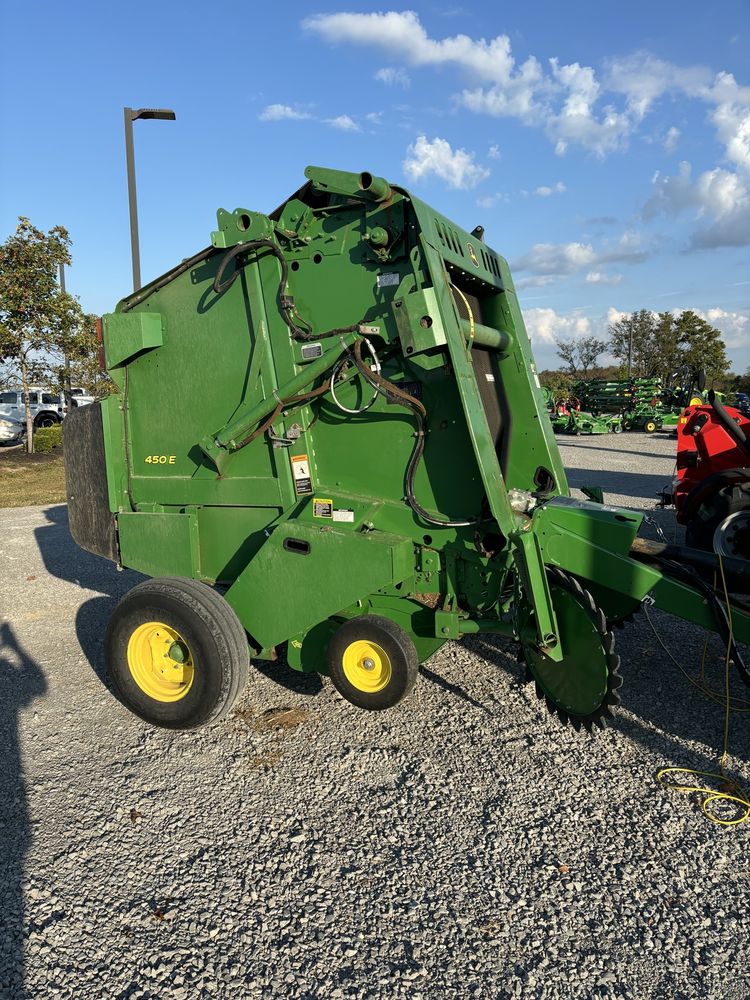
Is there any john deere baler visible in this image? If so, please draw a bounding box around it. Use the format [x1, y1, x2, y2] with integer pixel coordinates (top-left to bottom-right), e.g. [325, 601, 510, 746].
[65, 166, 750, 732]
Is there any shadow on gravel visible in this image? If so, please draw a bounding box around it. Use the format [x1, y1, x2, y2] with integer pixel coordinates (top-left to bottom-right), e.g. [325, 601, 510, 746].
[33, 505, 142, 693]
[0, 623, 47, 1000]
[559, 442, 674, 461]
[468, 627, 750, 778]
[252, 654, 324, 695]
[420, 663, 492, 713]
[565, 467, 671, 502]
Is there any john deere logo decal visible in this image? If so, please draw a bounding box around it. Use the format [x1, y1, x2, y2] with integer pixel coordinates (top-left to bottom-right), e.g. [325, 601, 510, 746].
[467, 243, 479, 266]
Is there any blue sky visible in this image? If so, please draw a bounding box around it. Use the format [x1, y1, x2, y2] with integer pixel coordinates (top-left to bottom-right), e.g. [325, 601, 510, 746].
[2, 2, 749, 371]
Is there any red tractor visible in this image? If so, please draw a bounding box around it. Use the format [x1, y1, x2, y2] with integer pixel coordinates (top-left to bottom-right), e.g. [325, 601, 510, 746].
[669, 390, 750, 558]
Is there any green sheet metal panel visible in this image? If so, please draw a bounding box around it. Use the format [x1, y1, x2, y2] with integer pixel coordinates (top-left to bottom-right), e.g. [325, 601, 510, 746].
[225, 522, 414, 648]
[117, 511, 197, 580]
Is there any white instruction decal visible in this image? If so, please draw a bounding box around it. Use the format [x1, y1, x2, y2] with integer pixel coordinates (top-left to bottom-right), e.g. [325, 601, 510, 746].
[291, 454, 312, 495]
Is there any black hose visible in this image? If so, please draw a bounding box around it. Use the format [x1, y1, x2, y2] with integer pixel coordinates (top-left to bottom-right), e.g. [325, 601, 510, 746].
[350, 340, 478, 528]
[213, 240, 362, 343]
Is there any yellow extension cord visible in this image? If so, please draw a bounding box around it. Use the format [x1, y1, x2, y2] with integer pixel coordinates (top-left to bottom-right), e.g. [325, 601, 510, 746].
[645, 555, 750, 826]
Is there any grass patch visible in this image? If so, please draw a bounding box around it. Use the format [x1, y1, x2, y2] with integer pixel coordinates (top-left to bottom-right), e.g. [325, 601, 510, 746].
[0, 446, 66, 507]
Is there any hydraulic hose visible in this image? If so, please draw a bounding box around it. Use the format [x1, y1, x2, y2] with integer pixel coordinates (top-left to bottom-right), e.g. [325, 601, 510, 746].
[351, 339, 478, 528]
[213, 240, 363, 343]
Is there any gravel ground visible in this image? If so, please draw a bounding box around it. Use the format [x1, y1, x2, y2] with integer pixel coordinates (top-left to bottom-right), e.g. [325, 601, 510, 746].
[2, 431, 750, 1000]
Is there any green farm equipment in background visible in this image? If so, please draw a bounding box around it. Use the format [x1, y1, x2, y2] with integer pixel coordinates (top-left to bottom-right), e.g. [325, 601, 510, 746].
[575, 376, 666, 433]
[575, 370, 712, 435]
[65, 166, 750, 735]
[549, 398, 621, 435]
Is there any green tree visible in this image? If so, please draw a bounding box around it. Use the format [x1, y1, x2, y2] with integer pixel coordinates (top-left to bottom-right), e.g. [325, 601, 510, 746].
[51, 302, 104, 399]
[555, 335, 608, 377]
[674, 310, 729, 384]
[652, 311, 685, 376]
[0, 218, 72, 452]
[538, 369, 573, 400]
[609, 308, 730, 384]
[608, 310, 661, 377]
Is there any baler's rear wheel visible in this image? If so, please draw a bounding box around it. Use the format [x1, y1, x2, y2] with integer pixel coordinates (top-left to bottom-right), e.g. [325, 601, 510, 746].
[519, 569, 623, 732]
[105, 577, 249, 730]
[327, 615, 418, 710]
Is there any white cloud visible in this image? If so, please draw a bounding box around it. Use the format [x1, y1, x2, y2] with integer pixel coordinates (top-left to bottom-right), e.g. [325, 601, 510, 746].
[663, 126, 680, 152]
[511, 233, 647, 285]
[523, 307, 593, 345]
[374, 67, 410, 88]
[365, 111, 383, 125]
[259, 104, 311, 121]
[697, 307, 750, 348]
[644, 160, 750, 247]
[535, 181, 566, 197]
[585, 271, 623, 284]
[303, 14, 750, 167]
[304, 11, 541, 85]
[488, 143, 501, 159]
[476, 192, 507, 209]
[513, 241, 596, 275]
[403, 135, 490, 190]
[325, 114, 360, 131]
[646, 161, 747, 219]
[604, 52, 711, 116]
[708, 73, 750, 174]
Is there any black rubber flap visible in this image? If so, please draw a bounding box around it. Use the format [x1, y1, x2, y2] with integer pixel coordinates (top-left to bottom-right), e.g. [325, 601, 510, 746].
[63, 401, 119, 563]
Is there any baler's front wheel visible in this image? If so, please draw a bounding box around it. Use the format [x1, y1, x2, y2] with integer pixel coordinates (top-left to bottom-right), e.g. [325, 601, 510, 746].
[327, 615, 418, 710]
[105, 577, 249, 730]
[519, 569, 622, 732]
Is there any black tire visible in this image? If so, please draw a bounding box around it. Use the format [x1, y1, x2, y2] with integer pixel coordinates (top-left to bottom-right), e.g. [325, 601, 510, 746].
[105, 577, 249, 729]
[327, 614, 418, 710]
[34, 413, 59, 428]
[685, 485, 750, 553]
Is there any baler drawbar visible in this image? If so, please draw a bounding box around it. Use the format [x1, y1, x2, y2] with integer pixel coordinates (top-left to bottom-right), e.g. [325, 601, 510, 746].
[65, 166, 750, 732]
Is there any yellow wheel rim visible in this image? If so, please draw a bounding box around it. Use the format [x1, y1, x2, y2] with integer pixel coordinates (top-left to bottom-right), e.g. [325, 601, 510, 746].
[341, 639, 392, 693]
[689, 396, 704, 407]
[127, 620, 195, 703]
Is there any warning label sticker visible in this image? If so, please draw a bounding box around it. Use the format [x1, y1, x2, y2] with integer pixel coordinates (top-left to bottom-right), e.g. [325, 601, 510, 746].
[332, 509, 355, 523]
[313, 498, 333, 518]
[291, 454, 312, 495]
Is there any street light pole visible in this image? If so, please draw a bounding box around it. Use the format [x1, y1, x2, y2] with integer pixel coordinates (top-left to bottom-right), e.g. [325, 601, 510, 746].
[123, 107, 176, 292]
[58, 263, 72, 407]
